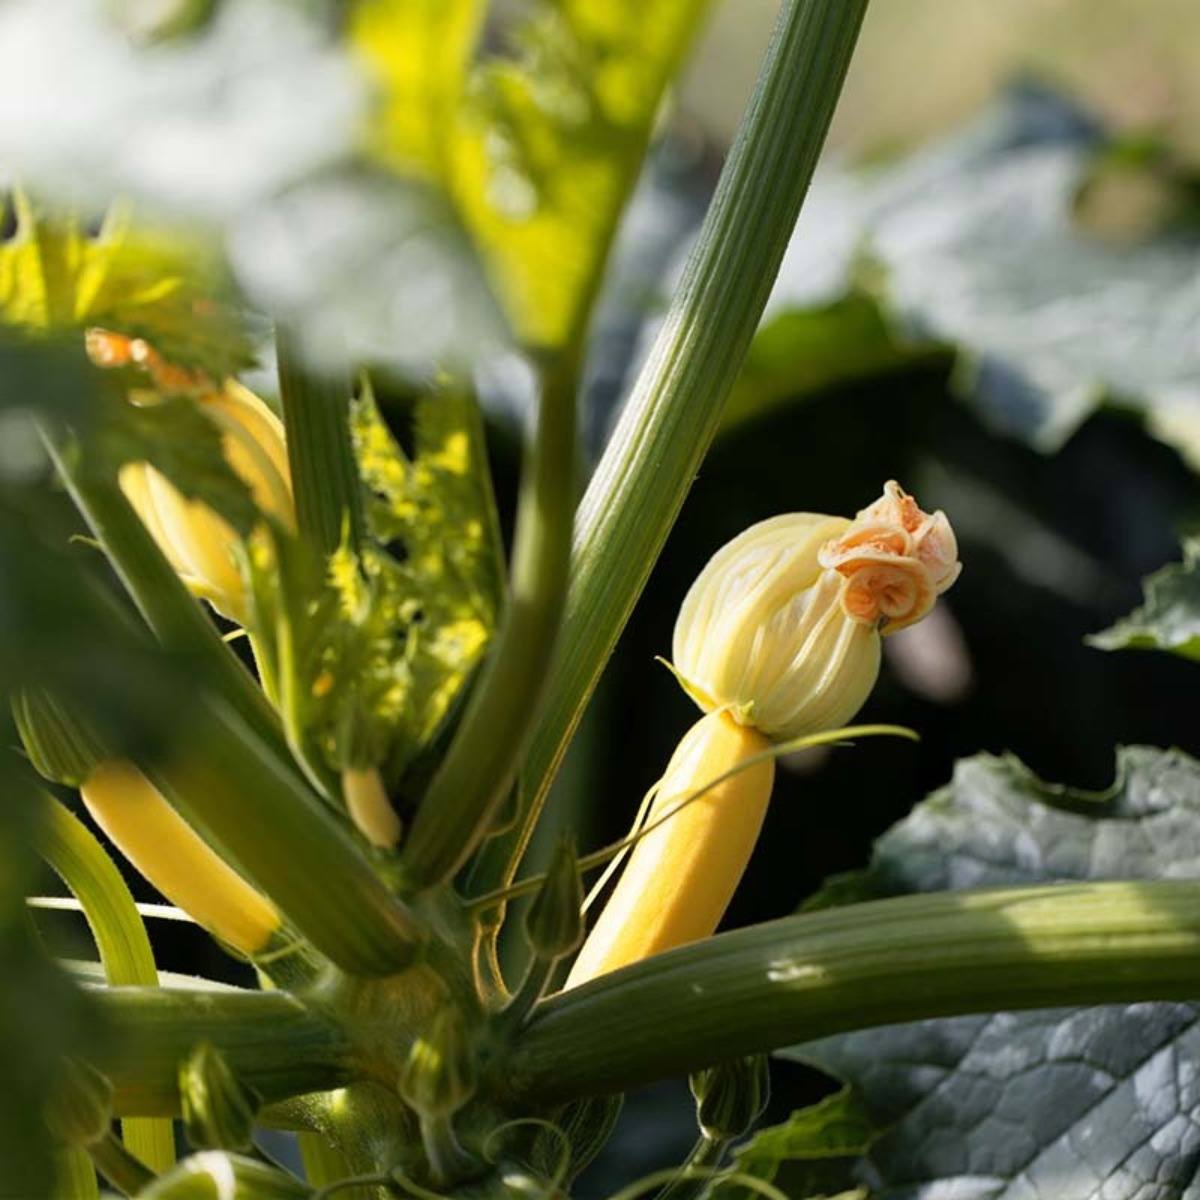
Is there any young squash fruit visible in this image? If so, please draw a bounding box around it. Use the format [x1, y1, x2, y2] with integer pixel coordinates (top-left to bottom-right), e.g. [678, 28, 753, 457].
[565, 482, 961, 988]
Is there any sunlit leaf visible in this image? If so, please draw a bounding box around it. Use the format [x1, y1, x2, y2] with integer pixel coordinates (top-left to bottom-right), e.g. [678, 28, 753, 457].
[0, 193, 252, 380]
[767, 83, 1200, 453]
[356, 0, 712, 348]
[783, 747, 1200, 1199]
[353, 0, 484, 180]
[1088, 540, 1200, 662]
[264, 379, 503, 786]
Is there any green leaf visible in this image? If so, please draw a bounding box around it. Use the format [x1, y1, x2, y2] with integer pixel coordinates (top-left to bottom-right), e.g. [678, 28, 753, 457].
[767, 83, 1200, 454]
[266, 379, 503, 784]
[0, 194, 252, 380]
[1088, 540, 1200, 662]
[454, 0, 711, 347]
[718, 296, 932, 436]
[724, 1087, 880, 1200]
[352, 0, 484, 180]
[355, 0, 712, 348]
[783, 746, 1200, 1199]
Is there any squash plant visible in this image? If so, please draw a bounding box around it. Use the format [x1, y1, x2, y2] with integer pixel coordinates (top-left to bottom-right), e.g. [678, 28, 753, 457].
[3, 2, 1200, 1198]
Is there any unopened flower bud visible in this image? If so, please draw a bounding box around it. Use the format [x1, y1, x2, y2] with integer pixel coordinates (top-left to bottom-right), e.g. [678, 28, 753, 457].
[88, 330, 294, 626]
[137, 1152, 308, 1199]
[44, 1058, 113, 1147]
[399, 1009, 476, 1120]
[12, 688, 105, 788]
[524, 835, 584, 962]
[179, 1042, 258, 1152]
[672, 482, 961, 740]
[689, 1055, 769, 1142]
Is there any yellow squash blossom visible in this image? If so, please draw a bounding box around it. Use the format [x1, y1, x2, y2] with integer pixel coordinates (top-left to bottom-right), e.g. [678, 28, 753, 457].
[566, 482, 961, 988]
[87, 328, 294, 626]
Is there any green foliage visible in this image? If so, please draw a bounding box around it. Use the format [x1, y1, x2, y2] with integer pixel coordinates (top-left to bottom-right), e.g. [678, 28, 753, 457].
[782, 746, 1200, 1198]
[0, 193, 251, 380]
[763, 84, 1200, 455]
[257, 378, 503, 786]
[718, 296, 932, 435]
[1089, 540, 1200, 662]
[724, 1087, 879, 1199]
[354, 0, 712, 348]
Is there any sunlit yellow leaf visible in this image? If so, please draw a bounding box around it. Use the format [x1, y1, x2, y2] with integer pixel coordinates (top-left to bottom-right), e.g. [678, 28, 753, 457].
[0, 192, 251, 379]
[451, 0, 711, 347]
[353, 0, 711, 348]
[353, 0, 486, 180]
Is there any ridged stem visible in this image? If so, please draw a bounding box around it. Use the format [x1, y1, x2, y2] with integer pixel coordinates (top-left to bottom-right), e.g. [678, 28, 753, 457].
[276, 329, 364, 556]
[88, 988, 351, 1117]
[477, 0, 872, 893]
[400, 353, 577, 890]
[507, 880, 1200, 1102]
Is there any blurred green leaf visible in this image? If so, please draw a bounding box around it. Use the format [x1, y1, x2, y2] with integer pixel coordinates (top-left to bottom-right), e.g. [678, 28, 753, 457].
[783, 746, 1200, 1199]
[1088, 540, 1200, 662]
[353, 0, 484, 180]
[719, 295, 932, 435]
[720, 1087, 880, 1200]
[355, 0, 712, 348]
[0, 193, 252, 380]
[768, 83, 1200, 453]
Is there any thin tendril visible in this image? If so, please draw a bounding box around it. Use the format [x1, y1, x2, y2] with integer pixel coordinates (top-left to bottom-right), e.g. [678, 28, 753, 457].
[483, 1117, 572, 1193]
[467, 723, 917, 914]
[604, 1166, 788, 1200]
[582, 778, 661, 915]
[389, 1168, 452, 1200]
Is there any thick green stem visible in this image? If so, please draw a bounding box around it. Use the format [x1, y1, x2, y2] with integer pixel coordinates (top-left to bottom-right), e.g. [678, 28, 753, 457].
[37, 795, 175, 1172]
[158, 697, 425, 976]
[479, 0, 872, 893]
[401, 354, 578, 891]
[507, 881, 1200, 1102]
[88, 987, 352, 1117]
[277, 329, 365, 556]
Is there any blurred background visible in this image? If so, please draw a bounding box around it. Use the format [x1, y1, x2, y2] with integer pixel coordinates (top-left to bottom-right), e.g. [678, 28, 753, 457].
[27, 0, 1200, 1191]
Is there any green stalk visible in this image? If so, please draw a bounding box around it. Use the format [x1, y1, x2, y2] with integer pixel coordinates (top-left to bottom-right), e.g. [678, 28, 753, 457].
[43, 440, 285, 756]
[88, 987, 351, 1117]
[276, 329, 365, 555]
[507, 880, 1200, 1102]
[479, 0, 872, 893]
[401, 353, 577, 891]
[157, 697, 425, 976]
[37, 794, 175, 1173]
